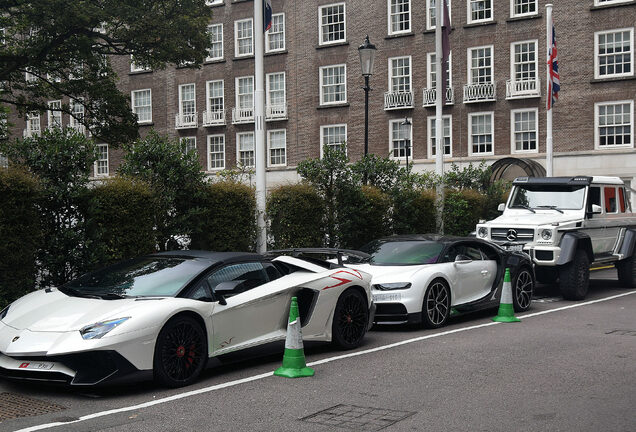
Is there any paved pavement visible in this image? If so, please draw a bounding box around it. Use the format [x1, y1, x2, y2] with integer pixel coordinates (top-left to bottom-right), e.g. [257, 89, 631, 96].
[1, 268, 635, 432]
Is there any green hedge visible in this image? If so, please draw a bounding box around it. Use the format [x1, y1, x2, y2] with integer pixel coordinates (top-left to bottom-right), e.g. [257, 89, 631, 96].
[0, 167, 41, 308]
[190, 181, 256, 251]
[393, 189, 437, 235]
[267, 184, 324, 249]
[443, 189, 485, 236]
[338, 185, 392, 249]
[85, 177, 157, 267]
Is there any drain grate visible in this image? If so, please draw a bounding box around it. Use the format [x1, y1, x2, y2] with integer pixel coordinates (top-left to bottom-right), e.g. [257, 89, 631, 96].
[0, 392, 66, 421]
[606, 329, 636, 336]
[301, 404, 416, 431]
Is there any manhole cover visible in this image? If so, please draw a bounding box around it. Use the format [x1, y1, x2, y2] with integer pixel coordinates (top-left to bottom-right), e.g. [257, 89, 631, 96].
[0, 392, 66, 421]
[301, 404, 416, 431]
[606, 329, 636, 336]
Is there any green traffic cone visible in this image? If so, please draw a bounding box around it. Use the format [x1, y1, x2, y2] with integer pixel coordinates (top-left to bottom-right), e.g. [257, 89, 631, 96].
[274, 297, 315, 378]
[493, 268, 521, 323]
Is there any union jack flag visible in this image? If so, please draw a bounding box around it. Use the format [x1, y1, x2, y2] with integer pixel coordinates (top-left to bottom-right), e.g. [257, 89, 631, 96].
[547, 20, 560, 110]
[264, 0, 273, 32]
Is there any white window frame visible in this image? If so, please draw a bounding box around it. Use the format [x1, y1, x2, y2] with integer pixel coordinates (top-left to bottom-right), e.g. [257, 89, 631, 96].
[427, 52, 453, 88]
[594, 28, 634, 79]
[426, 0, 452, 31]
[510, 108, 539, 154]
[318, 3, 346, 46]
[389, 118, 413, 160]
[388, 0, 412, 35]
[234, 18, 254, 58]
[94, 143, 109, 177]
[130, 55, 150, 73]
[207, 134, 226, 171]
[178, 83, 196, 116]
[47, 100, 62, 129]
[207, 23, 224, 61]
[510, 0, 538, 18]
[320, 124, 348, 157]
[265, 13, 285, 53]
[68, 99, 84, 130]
[467, 0, 493, 24]
[468, 111, 495, 156]
[388, 56, 412, 93]
[205, 0, 223, 5]
[319, 64, 347, 106]
[594, 100, 634, 149]
[236, 132, 255, 167]
[182, 137, 197, 154]
[467, 45, 494, 84]
[26, 112, 41, 136]
[267, 129, 287, 167]
[510, 40, 538, 83]
[235, 76, 254, 110]
[266, 72, 286, 107]
[206, 79, 224, 113]
[594, 0, 633, 5]
[131, 89, 152, 124]
[427, 115, 453, 158]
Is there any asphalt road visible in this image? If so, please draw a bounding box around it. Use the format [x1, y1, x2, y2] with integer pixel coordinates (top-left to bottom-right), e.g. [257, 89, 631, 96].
[1, 268, 635, 432]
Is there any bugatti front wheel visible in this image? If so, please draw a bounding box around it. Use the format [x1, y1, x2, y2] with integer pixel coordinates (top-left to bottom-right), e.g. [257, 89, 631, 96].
[153, 315, 207, 388]
[422, 279, 450, 329]
[332, 288, 369, 350]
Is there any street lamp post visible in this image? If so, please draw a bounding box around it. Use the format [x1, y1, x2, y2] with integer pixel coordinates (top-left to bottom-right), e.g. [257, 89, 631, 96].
[358, 35, 376, 161]
[401, 117, 412, 179]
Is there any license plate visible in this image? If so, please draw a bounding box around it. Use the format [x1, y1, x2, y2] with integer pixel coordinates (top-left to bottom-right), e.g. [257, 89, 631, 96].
[504, 244, 524, 252]
[18, 361, 54, 370]
[372, 293, 401, 302]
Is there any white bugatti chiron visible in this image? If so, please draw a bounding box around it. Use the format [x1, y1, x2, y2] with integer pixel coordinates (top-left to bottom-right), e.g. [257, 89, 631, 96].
[0, 250, 374, 387]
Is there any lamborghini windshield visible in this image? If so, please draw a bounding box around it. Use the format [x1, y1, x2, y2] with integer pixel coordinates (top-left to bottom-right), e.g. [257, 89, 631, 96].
[62, 257, 207, 298]
[509, 185, 586, 210]
[361, 241, 444, 266]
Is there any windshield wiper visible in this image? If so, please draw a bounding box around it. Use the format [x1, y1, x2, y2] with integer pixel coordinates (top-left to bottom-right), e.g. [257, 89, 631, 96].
[509, 204, 536, 213]
[536, 205, 564, 214]
[59, 287, 102, 299]
[97, 293, 128, 300]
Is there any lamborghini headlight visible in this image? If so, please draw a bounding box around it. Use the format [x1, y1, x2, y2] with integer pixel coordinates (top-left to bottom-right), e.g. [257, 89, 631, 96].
[80, 317, 130, 340]
[373, 282, 412, 291]
[477, 227, 488, 238]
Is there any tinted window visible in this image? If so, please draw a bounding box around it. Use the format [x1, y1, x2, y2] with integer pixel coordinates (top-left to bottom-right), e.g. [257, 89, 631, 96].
[619, 188, 627, 213]
[588, 186, 601, 212]
[362, 241, 444, 265]
[207, 262, 268, 297]
[441, 244, 482, 262]
[263, 262, 282, 281]
[604, 187, 617, 213]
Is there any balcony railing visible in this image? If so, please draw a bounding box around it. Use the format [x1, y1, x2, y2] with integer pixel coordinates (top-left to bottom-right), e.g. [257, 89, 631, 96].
[463, 82, 496, 103]
[266, 103, 288, 121]
[202, 109, 225, 127]
[506, 78, 541, 99]
[175, 112, 198, 129]
[422, 87, 455, 107]
[232, 107, 254, 124]
[384, 91, 414, 110]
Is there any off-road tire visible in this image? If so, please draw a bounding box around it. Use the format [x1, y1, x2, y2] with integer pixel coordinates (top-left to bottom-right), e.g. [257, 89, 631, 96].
[558, 250, 590, 300]
[512, 267, 534, 312]
[616, 255, 636, 288]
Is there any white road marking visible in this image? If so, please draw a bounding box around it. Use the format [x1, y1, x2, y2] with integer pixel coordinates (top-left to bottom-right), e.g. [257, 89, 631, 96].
[16, 290, 636, 432]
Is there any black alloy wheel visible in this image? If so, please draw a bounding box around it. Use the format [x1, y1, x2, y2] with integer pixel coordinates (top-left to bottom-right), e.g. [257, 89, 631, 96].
[154, 316, 207, 388]
[422, 279, 450, 329]
[513, 268, 534, 312]
[332, 288, 369, 350]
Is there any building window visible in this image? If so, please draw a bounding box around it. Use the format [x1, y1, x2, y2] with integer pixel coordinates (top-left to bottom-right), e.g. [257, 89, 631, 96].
[389, 56, 412, 93]
[469, 112, 494, 155]
[132, 89, 152, 124]
[69, 100, 84, 131]
[205, 0, 223, 5]
[0, 153, 7, 168]
[427, 52, 452, 89]
[179, 84, 196, 118]
[511, 109, 538, 153]
[207, 134, 225, 170]
[594, 0, 633, 5]
[268, 129, 287, 166]
[428, 115, 452, 157]
[511, 0, 537, 17]
[468, 0, 493, 24]
[319, 3, 346, 45]
[235, 18, 253, 57]
[237, 132, 255, 167]
[426, 0, 451, 30]
[468, 46, 493, 84]
[320, 124, 347, 155]
[130, 55, 150, 73]
[511, 40, 537, 82]
[390, 119, 412, 159]
[266, 13, 285, 52]
[595, 101, 633, 148]
[595, 28, 634, 79]
[206, 80, 224, 114]
[182, 137, 197, 154]
[47, 100, 62, 128]
[236, 76, 254, 110]
[388, 0, 411, 35]
[320, 64, 347, 105]
[26, 112, 41, 137]
[95, 144, 109, 176]
[207, 24, 223, 61]
[267, 72, 286, 108]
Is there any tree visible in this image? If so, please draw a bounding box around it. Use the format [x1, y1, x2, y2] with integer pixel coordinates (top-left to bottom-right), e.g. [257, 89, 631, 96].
[0, 0, 212, 144]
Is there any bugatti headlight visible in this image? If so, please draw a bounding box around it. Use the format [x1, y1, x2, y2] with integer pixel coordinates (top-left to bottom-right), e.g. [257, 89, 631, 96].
[80, 317, 130, 340]
[373, 282, 412, 291]
[0, 304, 10, 321]
[477, 227, 488, 238]
[541, 229, 553, 241]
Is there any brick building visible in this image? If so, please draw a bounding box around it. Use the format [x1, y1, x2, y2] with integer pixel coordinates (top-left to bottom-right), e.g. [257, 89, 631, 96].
[6, 0, 636, 194]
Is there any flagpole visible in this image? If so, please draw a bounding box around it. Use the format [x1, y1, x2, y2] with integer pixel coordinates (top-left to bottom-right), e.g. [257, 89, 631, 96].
[435, 0, 444, 233]
[255, 0, 267, 252]
[545, 3, 553, 177]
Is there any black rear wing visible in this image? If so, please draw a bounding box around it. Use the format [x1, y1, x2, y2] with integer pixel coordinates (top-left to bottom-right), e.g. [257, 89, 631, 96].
[266, 248, 370, 267]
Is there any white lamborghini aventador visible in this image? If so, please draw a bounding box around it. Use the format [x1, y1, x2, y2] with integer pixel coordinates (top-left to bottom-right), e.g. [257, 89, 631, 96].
[0, 250, 374, 387]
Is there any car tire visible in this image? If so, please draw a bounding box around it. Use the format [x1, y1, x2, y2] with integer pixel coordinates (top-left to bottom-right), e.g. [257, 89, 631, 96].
[558, 250, 590, 300]
[421, 279, 451, 329]
[512, 267, 534, 312]
[153, 315, 208, 388]
[332, 288, 369, 350]
[616, 255, 636, 288]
